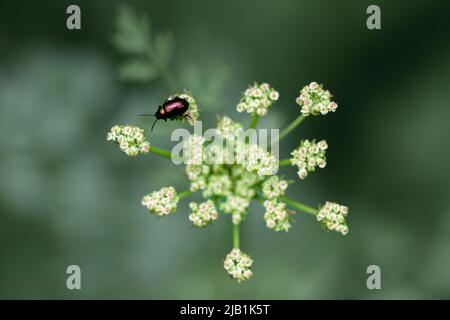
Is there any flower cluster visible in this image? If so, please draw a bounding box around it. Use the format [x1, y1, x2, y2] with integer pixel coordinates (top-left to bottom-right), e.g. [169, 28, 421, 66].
[236, 82, 279, 116]
[317, 201, 349, 235]
[223, 249, 253, 283]
[107, 125, 150, 157]
[296, 82, 338, 116]
[185, 117, 280, 225]
[261, 176, 291, 231]
[291, 139, 327, 179]
[141, 186, 179, 216]
[220, 195, 251, 225]
[245, 144, 278, 176]
[262, 176, 288, 199]
[216, 116, 243, 141]
[189, 200, 219, 227]
[263, 200, 291, 232]
[108, 76, 350, 283]
[167, 91, 200, 125]
[186, 162, 260, 225]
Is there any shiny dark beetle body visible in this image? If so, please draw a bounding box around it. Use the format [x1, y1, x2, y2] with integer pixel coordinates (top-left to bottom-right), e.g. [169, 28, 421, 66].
[141, 96, 191, 131]
[156, 97, 190, 120]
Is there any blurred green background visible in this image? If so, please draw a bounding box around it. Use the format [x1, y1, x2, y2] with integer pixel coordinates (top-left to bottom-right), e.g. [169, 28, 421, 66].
[1, 0, 450, 299]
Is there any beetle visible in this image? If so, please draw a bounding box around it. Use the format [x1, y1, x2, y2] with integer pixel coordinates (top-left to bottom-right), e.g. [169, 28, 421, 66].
[140, 96, 191, 131]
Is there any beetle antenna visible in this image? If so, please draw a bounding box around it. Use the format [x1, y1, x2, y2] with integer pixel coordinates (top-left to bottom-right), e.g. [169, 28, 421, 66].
[151, 119, 159, 131]
[139, 114, 156, 117]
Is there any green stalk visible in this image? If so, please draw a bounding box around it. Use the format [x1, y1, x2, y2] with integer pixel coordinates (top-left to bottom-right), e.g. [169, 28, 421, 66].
[178, 190, 192, 200]
[278, 158, 291, 166]
[278, 115, 306, 142]
[149, 146, 172, 159]
[233, 223, 240, 249]
[249, 114, 259, 129]
[283, 196, 318, 216]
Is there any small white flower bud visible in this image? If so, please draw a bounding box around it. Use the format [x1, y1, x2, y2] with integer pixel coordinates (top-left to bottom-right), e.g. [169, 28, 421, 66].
[309, 82, 319, 90]
[269, 91, 279, 101]
[329, 102, 338, 112]
[298, 169, 308, 179]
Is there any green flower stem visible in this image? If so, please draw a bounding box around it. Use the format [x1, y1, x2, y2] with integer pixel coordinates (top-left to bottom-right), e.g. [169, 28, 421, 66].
[249, 114, 259, 129]
[278, 115, 306, 141]
[233, 223, 240, 249]
[283, 196, 318, 216]
[278, 158, 291, 166]
[149, 146, 172, 159]
[178, 190, 192, 200]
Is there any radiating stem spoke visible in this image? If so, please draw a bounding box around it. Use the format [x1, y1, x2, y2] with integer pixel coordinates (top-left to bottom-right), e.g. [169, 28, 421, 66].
[283, 196, 318, 216]
[178, 190, 192, 200]
[278, 158, 291, 166]
[233, 223, 240, 249]
[249, 114, 259, 129]
[278, 115, 306, 142]
[149, 146, 172, 159]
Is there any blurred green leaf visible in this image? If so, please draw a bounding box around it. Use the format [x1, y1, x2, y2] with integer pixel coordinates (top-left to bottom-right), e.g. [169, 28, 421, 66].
[153, 33, 175, 67]
[112, 5, 151, 55]
[112, 5, 176, 86]
[180, 62, 230, 110]
[118, 59, 158, 82]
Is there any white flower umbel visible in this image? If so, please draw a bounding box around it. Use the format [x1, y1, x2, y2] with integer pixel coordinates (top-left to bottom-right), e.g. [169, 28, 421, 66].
[185, 118, 279, 225]
[220, 195, 250, 224]
[203, 174, 233, 198]
[216, 116, 243, 141]
[245, 144, 278, 176]
[141, 186, 179, 217]
[189, 200, 219, 228]
[263, 200, 291, 232]
[296, 82, 338, 116]
[223, 248, 253, 283]
[291, 139, 327, 179]
[262, 176, 288, 200]
[236, 82, 279, 117]
[108, 73, 350, 283]
[167, 91, 200, 125]
[316, 201, 349, 235]
[107, 125, 150, 157]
